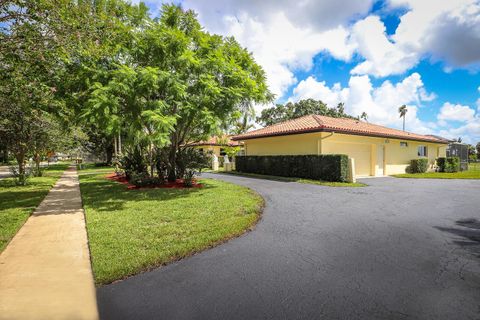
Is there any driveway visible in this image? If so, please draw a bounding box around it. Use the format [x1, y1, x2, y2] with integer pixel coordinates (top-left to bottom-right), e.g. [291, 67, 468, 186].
[97, 174, 480, 320]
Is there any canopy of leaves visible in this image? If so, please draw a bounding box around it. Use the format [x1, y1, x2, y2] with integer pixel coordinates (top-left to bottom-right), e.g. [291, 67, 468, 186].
[256, 99, 354, 127]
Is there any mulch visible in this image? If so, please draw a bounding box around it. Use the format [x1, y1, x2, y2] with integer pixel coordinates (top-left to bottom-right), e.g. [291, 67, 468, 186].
[105, 173, 203, 190]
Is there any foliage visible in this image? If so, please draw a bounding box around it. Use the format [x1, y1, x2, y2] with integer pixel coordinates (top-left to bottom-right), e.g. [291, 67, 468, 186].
[437, 157, 460, 173]
[175, 147, 210, 184]
[256, 99, 355, 126]
[394, 163, 479, 179]
[235, 155, 349, 182]
[409, 159, 428, 173]
[477, 142, 480, 159]
[120, 148, 147, 180]
[129, 172, 163, 187]
[398, 105, 408, 131]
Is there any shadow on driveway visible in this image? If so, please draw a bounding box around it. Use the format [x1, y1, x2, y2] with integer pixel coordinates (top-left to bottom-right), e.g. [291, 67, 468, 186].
[435, 218, 480, 257]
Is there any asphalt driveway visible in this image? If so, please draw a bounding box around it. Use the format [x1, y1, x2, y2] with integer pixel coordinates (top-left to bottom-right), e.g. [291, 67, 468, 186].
[97, 174, 480, 320]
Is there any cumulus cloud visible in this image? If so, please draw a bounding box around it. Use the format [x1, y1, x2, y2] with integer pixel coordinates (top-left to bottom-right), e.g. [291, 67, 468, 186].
[292, 73, 480, 142]
[350, 0, 480, 77]
[437, 103, 476, 122]
[182, 0, 373, 33]
[292, 72, 435, 131]
[219, 12, 356, 98]
[350, 16, 418, 77]
[179, 0, 371, 99]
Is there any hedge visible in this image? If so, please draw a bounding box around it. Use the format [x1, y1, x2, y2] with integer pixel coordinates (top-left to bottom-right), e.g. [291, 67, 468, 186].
[235, 155, 349, 182]
[437, 157, 460, 173]
[409, 158, 428, 173]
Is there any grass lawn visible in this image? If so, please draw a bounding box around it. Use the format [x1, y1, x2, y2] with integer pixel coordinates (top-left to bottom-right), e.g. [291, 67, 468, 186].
[217, 171, 366, 187]
[0, 163, 70, 251]
[78, 167, 263, 285]
[393, 162, 480, 179]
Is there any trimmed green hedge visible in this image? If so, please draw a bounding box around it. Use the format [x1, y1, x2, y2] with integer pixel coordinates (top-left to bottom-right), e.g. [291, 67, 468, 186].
[235, 155, 349, 182]
[409, 158, 428, 173]
[437, 157, 460, 173]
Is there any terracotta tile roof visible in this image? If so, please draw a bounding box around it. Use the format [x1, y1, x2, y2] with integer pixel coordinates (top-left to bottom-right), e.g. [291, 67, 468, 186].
[232, 115, 448, 144]
[186, 135, 241, 147]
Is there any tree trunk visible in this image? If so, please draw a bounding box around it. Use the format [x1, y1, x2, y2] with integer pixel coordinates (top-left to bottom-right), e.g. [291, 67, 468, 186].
[167, 144, 177, 182]
[105, 143, 113, 165]
[34, 153, 41, 176]
[15, 151, 26, 185]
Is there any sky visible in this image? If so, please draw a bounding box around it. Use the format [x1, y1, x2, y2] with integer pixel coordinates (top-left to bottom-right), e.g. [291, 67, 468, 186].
[134, 0, 480, 144]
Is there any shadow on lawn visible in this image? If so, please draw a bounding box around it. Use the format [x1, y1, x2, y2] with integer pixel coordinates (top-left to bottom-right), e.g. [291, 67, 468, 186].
[435, 218, 480, 257]
[79, 177, 213, 212]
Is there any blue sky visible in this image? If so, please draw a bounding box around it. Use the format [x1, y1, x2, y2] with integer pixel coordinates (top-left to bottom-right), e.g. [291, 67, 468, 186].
[137, 0, 480, 143]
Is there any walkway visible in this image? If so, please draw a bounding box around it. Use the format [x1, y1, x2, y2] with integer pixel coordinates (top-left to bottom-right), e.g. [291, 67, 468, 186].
[0, 166, 98, 320]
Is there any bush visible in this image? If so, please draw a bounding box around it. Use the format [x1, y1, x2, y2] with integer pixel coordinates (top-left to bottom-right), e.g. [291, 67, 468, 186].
[409, 158, 428, 173]
[129, 172, 163, 187]
[183, 169, 196, 187]
[120, 148, 147, 180]
[437, 157, 460, 173]
[235, 155, 348, 182]
[9, 164, 33, 185]
[176, 147, 210, 180]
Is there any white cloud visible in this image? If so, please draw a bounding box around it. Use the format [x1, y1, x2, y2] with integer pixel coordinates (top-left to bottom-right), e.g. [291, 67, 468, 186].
[350, 16, 418, 77]
[219, 12, 356, 98]
[292, 72, 435, 132]
[292, 72, 480, 142]
[350, 0, 480, 77]
[437, 102, 476, 122]
[179, 0, 371, 99]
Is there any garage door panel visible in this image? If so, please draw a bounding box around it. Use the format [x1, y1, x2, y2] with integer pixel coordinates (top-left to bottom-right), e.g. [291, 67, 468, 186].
[324, 142, 371, 176]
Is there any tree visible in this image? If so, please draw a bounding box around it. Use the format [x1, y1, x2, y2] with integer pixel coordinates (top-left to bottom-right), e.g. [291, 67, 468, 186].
[477, 142, 480, 160]
[256, 99, 354, 126]
[360, 112, 368, 122]
[398, 105, 408, 131]
[1, 0, 147, 182]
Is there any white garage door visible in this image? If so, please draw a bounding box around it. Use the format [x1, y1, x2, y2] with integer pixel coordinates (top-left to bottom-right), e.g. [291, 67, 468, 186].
[324, 142, 371, 176]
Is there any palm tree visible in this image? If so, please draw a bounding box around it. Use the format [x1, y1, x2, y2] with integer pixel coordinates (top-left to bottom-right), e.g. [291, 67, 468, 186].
[398, 105, 408, 131]
[360, 112, 368, 122]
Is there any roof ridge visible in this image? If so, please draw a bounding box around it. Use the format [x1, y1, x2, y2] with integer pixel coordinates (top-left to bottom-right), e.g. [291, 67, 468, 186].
[311, 114, 325, 128]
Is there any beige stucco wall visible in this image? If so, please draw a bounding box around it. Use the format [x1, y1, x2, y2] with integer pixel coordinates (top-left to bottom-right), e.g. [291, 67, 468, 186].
[243, 132, 447, 176]
[194, 145, 223, 157]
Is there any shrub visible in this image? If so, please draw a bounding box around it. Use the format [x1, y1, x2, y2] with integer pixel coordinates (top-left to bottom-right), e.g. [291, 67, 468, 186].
[9, 164, 33, 185]
[129, 172, 163, 187]
[120, 148, 147, 180]
[176, 147, 210, 180]
[409, 158, 428, 173]
[235, 155, 348, 182]
[437, 157, 460, 172]
[183, 169, 196, 187]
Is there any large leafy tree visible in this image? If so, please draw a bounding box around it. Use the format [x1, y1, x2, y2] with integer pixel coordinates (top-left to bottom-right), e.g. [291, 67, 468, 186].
[82, 5, 272, 181]
[256, 99, 354, 127]
[1, 0, 147, 182]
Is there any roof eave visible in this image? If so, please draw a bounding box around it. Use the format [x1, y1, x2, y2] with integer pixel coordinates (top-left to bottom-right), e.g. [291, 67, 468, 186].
[232, 127, 448, 144]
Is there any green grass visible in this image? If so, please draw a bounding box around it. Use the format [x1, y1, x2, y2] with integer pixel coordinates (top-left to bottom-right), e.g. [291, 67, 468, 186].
[393, 162, 480, 179]
[78, 168, 263, 285]
[217, 171, 366, 187]
[0, 163, 70, 251]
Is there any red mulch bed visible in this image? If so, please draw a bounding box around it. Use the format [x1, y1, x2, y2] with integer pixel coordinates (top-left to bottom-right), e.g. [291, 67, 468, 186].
[105, 173, 202, 190]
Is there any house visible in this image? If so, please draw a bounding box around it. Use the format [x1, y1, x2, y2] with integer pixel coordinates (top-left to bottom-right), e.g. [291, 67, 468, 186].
[232, 115, 449, 176]
[186, 136, 242, 158]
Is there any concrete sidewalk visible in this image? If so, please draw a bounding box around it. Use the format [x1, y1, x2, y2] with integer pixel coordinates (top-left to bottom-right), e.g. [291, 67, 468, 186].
[0, 166, 98, 320]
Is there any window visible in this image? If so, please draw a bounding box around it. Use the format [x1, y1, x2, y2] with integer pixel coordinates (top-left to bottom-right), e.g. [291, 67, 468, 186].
[400, 142, 408, 147]
[417, 146, 427, 157]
